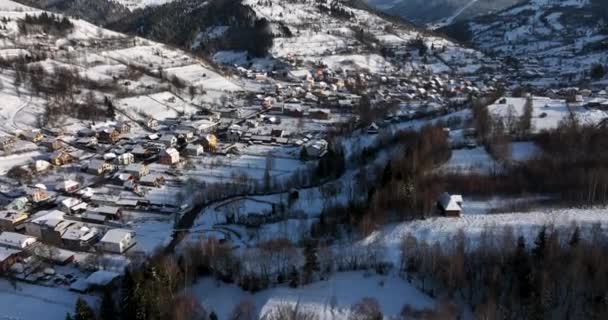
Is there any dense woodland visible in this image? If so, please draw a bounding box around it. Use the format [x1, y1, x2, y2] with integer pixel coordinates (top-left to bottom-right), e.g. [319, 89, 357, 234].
[401, 223, 608, 319]
[107, 0, 274, 57]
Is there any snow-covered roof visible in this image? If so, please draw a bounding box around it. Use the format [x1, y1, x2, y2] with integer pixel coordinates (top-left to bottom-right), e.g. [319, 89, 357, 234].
[438, 192, 462, 212]
[0, 232, 36, 248]
[86, 270, 120, 286]
[100, 229, 134, 244]
[0, 246, 21, 261]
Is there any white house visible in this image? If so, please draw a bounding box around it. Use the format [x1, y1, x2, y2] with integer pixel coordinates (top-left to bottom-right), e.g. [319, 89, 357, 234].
[185, 144, 204, 156]
[0, 232, 37, 249]
[98, 229, 135, 254]
[117, 152, 135, 165]
[159, 134, 177, 147]
[438, 192, 463, 217]
[56, 180, 80, 193]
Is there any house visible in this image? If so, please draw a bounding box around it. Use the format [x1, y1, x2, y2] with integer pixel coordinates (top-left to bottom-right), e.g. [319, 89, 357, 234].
[83, 270, 121, 292]
[270, 129, 284, 138]
[20, 130, 43, 143]
[26, 187, 50, 203]
[159, 134, 177, 147]
[98, 229, 135, 254]
[124, 163, 149, 178]
[50, 150, 73, 166]
[33, 160, 52, 173]
[367, 122, 379, 134]
[61, 224, 100, 251]
[41, 137, 64, 151]
[175, 129, 195, 141]
[90, 206, 122, 220]
[308, 108, 331, 120]
[185, 144, 204, 156]
[59, 197, 87, 215]
[146, 118, 159, 130]
[86, 159, 113, 175]
[226, 125, 242, 143]
[98, 128, 120, 144]
[56, 180, 80, 193]
[23, 210, 65, 242]
[7, 197, 29, 212]
[0, 136, 15, 151]
[140, 174, 165, 187]
[76, 136, 98, 147]
[303, 139, 328, 158]
[437, 192, 463, 217]
[117, 152, 135, 165]
[0, 232, 37, 249]
[115, 121, 131, 134]
[81, 212, 108, 224]
[131, 145, 151, 159]
[0, 247, 22, 273]
[159, 148, 180, 165]
[0, 210, 29, 231]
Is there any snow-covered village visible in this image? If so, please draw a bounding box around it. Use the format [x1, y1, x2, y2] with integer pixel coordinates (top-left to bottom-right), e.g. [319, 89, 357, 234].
[0, 0, 604, 318]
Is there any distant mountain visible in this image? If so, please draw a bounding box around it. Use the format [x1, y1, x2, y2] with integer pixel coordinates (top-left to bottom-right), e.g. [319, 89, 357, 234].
[440, 0, 608, 86]
[16, 0, 130, 24]
[366, 0, 521, 26]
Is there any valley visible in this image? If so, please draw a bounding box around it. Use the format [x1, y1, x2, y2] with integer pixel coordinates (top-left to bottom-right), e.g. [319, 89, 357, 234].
[0, 0, 603, 319]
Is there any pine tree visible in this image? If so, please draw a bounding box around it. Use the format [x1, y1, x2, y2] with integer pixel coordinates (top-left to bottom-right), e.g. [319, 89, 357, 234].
[74, 298, 96, 320]
[288, 266, 299, 288]
[569, 226, 580, 247]
[513, 236, 532, 303]
[533, 226, 547, 262]
[100, 289, 116, 320]
[121, 269, 136, 320]
[302, 241, 320, 284]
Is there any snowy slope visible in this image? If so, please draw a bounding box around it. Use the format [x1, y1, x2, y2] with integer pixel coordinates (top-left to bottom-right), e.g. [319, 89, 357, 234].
[192, 271, 435, 320]
[366, 0, 521, 25]
[441, 0, 608, 86]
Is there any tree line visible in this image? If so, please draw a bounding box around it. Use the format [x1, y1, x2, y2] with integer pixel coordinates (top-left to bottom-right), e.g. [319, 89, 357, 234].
[400, 223, 608, 319]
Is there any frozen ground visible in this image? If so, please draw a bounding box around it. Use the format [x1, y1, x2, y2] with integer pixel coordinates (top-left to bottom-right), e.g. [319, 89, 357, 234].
[0, 278, 97, 320]
[192, 271, 435, 320]
[365, 206, 608, 264]
[439, 147, 499, 174]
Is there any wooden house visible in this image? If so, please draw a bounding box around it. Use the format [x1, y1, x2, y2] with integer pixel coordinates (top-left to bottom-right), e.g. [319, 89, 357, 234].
[159, 148, 179, 165]
[50, 150, 73, 166]
[98, 128, 120, 144]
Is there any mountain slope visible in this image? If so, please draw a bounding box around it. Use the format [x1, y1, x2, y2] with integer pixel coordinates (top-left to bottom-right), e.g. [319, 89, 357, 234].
[440, 0, 608, 86]
[15, 0, 130, 24]
[366, 0, 521, 25]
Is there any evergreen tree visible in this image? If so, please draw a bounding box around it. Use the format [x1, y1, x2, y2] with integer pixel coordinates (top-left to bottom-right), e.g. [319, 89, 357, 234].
[533, 226, 547, 262]
[302, 241, 320, 284]
[100, 289, 117, 320]
[569, 226, 580, 247]
[513, 236, 532, 303]
[74, 298, 96, 320]
[380, 160, 392, 186]
[121, 269, 137, 320]
[288, 266, 299, 288]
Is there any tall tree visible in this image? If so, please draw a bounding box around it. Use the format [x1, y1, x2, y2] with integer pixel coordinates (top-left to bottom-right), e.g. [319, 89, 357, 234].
[74, 298, 96, 320]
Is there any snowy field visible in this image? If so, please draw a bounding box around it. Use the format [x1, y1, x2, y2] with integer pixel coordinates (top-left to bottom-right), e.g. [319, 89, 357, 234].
[488, 96, 608, 133]
[365, 206, 608, 264]
[192, 271, 435, 320]
[0, 278, 97, 320]
[439, 147, 499, 174]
